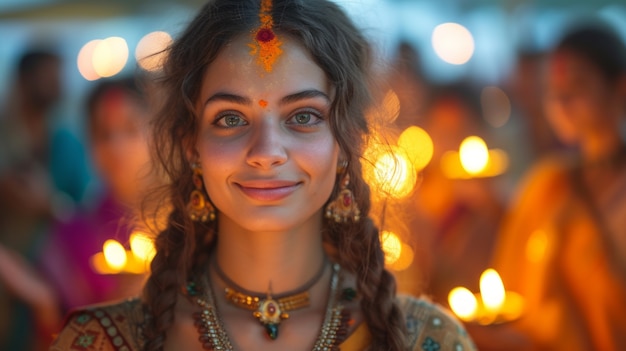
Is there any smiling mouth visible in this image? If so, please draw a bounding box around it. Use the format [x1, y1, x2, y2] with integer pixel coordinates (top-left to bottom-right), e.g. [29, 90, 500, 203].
[235, 181, 302, 202]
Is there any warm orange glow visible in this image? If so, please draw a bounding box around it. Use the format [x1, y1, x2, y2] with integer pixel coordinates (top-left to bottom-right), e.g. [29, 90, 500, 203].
[432, 22, 474, 65]
[92, 36, 129, 78]
[370, 147, 417, 199]
[380, 231, 402, 265]
[130, 232, 155, 263]
[77, 39, 102, 81]
[397, 126, 433, 170]
[448, 269, 525, 324]
[480, 268, 506, 311]
[389, 243, 414, 271]
[442, 133, 509, 179]
[136, 31, 172, 72]
[448, 287, 478, 321]
[481, 86, 511, 128]
[103, 239, 127, 272]
[460, 136, 489, 174]
[526, 230, 549, 263]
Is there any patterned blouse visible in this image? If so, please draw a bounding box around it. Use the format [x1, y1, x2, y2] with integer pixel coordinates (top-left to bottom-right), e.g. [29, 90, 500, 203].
[50, 295, 475, 351]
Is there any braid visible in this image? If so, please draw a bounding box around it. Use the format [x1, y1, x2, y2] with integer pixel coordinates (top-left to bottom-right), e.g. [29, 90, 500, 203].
[326, 161, 408, 351]
[355, 220, 407, 351]
[142, 217, 186, 351]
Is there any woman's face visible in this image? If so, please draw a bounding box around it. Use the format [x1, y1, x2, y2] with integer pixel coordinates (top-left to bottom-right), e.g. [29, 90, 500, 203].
[544, 49, 620, 145]
[194, 35, 339, 233]
[91, 90, 150, 204]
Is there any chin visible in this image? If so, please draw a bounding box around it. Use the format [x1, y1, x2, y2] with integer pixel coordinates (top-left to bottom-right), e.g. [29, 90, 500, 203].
[222, 207, 323, 234]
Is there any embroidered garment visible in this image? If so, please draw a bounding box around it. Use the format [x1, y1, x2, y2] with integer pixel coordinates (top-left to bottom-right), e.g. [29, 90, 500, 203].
[50, 295, 475, 351]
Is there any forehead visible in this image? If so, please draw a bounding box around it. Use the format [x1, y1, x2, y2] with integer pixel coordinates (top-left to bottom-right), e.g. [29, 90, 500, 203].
[199, 35, 331, 101]
[549, 50, 600, 82]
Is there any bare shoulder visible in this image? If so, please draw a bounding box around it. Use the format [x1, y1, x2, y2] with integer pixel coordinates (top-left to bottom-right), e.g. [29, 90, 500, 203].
[397, 295, 476, 351]
[49, 298, 145, 351]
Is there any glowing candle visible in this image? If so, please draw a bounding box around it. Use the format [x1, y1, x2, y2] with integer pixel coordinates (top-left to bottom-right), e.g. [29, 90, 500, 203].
[448, 287, 478, 321]
[480, 268, 506, 312]
[103, 239, 127, 272]
[460, 136, 489, 174]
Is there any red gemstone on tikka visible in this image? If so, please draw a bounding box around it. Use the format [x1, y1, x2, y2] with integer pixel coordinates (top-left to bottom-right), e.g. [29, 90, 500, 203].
[256, 28, 275, 42]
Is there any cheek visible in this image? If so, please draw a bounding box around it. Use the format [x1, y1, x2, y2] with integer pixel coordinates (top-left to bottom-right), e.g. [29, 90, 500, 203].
[545, 101, 578, 144]
[304, 138, 339, 182]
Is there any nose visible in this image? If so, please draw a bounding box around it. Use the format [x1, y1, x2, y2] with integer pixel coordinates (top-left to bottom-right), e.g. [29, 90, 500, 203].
[246, 118, 288, 169]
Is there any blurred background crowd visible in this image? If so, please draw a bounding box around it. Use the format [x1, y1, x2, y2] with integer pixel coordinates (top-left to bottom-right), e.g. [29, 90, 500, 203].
[0, 0, 625, 350]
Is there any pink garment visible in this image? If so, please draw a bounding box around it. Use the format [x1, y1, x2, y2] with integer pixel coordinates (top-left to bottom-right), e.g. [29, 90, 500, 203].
[40, 193, 142, 311]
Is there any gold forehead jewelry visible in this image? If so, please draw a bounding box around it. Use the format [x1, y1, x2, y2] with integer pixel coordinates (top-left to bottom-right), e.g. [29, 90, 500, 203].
[213, 257, 327, 340]
[248, 0, 283, 72]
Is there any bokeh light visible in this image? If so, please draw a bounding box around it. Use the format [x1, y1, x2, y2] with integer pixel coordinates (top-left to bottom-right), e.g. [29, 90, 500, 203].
[459, 136, 489, 174]
[448, 287, 478, 321]
[371, 147, 417, 199]
[380, 231, 402, 265]
[103, 239, 127, 272]
[398, 126, 433, 171]
[135, 31, 172, 72]
[92, 36, 129, 78]
[129, 231, 155, 263]
[390, 243, 414, 271]
[480, 268, 506, 311]
[481, 86, 511, 128]
[432, 22, 475, 65]
[77, 39, 102, 81]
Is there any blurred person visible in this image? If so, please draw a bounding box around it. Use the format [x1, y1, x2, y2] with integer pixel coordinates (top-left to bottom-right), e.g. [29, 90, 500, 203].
[386, 41, 431, 130]
[40, 77, 152, 312]
[474, 21, 626, 351]
[0, 49, 88, 351]
[507, 50, 563, 161]
[0, 76, 152, 350]
[415, 83, 504, 305]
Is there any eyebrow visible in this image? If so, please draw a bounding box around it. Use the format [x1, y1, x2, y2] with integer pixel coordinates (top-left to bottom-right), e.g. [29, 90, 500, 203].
[203, 89, 330, 107]
[280, 89, 331, 105]
[204, 93, 251, 106]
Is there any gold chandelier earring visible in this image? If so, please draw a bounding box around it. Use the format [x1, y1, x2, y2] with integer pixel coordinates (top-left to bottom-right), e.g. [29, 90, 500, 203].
[187, 163, 216, 222]
[325, 162, 360, 223]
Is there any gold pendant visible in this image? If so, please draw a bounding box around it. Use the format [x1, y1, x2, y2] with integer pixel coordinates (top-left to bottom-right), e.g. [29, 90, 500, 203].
[253, 295, 289, 340]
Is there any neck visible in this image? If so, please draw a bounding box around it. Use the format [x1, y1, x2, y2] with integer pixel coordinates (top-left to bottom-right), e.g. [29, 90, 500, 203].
[213, 213, 327, 295]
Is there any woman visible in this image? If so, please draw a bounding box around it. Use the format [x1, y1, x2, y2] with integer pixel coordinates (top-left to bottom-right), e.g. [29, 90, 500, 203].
[41, 77, 152, 312]
[476, 22, 626, 351]
[51, 1, 475, 350]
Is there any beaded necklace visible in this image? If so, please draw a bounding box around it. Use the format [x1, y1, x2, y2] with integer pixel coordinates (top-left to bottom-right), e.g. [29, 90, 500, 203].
[186, 263, 353, 351]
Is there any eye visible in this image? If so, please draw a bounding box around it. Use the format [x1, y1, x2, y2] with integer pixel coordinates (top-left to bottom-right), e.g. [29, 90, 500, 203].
[214, 113, 248, 128]
[286, 110, 323, 126]
[294, 112, 311, 124]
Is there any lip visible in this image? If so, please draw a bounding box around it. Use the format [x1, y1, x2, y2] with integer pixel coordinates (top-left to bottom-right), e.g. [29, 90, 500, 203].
[235, 180, 302, 202]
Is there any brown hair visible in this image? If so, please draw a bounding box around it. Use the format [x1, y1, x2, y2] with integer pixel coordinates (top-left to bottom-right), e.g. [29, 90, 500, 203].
[142, 0, 407, 350]
[555, 21, 626, 85]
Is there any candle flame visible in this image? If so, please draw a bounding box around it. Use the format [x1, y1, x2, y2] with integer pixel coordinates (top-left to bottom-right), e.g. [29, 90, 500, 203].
[448, 287, 478, 321]
[480, 268, 506, 311]
[459, 136, 489, 174]
[130, 232, 155, 263]
[103, 239, 127, 272]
